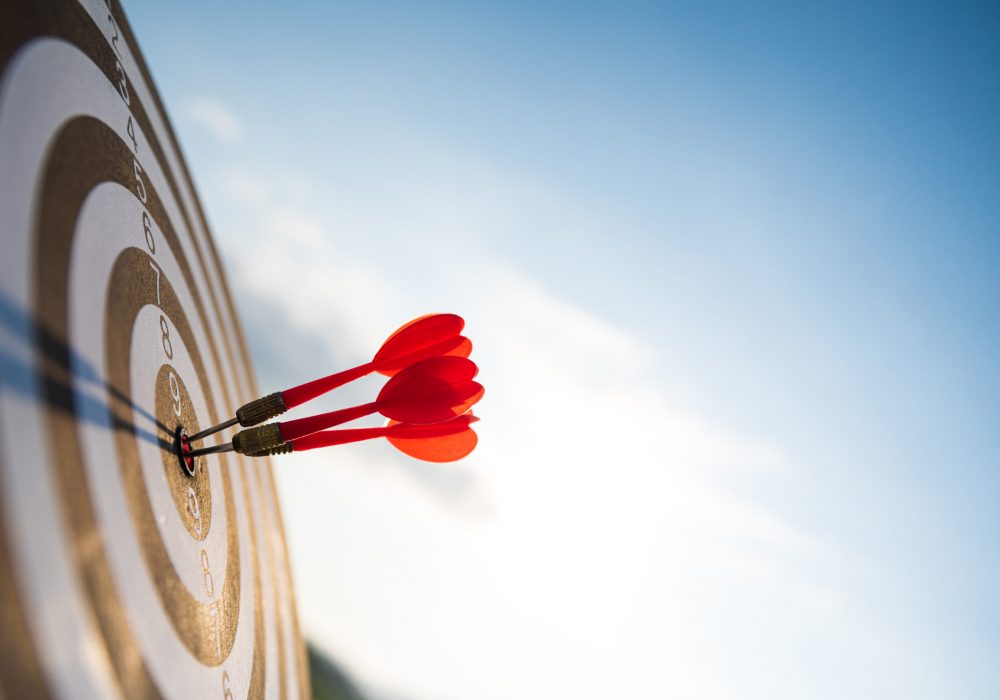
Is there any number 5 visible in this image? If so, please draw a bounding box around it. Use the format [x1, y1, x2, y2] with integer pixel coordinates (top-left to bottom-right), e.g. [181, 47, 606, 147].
[133, 159, 147, 203]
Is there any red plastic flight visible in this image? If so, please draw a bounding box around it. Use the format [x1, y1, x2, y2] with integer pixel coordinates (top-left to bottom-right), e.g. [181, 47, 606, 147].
[285, 413, 480, 462]
[277, 355, 483, 443]
[187, 313, 473, 444]
[281, 313, 471, 409]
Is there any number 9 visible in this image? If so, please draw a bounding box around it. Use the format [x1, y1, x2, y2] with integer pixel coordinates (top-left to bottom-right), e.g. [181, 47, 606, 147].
[167, 370, 181, 418]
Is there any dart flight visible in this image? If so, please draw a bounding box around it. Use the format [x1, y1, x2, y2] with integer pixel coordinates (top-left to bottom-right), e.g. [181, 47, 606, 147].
[250, 413, 480, 463]
[187, 356, 484, 457]
[189, 313, 472, 442]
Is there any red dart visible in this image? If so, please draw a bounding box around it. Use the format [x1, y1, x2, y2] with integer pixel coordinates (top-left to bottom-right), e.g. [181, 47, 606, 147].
[281, 313, 471, 409]
[281, 356, 483, 440]
[270, 413, 480, 463]
[188, 313, 471, 442]
[385, 415, 480, 462]
[203, 356, 484, 456]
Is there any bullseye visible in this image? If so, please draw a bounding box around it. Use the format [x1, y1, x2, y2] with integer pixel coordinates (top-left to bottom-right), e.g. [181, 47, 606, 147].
[174, 425, 196, 477]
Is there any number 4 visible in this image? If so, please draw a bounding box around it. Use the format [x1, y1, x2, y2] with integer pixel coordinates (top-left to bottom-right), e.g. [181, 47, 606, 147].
[126, 115, 138, 154]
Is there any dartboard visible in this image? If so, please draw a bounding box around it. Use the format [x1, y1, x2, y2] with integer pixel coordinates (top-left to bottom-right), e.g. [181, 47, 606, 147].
[0, 1, 310, 698]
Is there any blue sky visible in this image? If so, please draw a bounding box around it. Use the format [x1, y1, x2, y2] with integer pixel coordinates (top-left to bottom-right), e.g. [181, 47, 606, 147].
[128, 2, 999, 698]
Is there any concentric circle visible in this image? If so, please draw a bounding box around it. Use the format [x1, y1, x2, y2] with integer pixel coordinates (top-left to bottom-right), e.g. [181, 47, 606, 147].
[0, 1, 309, 698]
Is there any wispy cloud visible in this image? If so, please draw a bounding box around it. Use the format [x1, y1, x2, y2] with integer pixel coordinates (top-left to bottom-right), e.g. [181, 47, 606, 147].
[185, 96, 244, 143]
[207, 158, 862, 699]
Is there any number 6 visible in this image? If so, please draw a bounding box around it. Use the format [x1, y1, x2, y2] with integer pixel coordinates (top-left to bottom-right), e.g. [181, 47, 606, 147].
[133, 159, 147, 203]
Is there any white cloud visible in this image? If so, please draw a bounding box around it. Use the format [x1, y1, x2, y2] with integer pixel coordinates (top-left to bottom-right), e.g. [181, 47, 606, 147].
[207, 158, 878, 700]
[185, 96, 244, 143]
[216, 165, 268, 203]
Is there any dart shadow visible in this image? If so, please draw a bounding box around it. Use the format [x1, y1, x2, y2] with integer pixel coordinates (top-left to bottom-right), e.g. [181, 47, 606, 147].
[0, 290, 173, 453]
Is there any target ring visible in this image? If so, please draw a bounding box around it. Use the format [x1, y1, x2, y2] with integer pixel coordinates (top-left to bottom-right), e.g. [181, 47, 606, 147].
[0, 1, 309, 698]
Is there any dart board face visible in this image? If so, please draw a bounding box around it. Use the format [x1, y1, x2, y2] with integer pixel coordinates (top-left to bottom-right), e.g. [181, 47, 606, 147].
[0, 2, 309, 698]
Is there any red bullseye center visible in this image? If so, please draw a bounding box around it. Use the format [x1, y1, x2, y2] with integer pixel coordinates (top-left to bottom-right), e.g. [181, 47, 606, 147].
[174, 426, 196, 477]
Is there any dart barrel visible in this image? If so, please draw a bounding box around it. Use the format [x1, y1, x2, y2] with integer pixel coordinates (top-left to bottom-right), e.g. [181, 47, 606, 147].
[235, 391, 288, 426]
[231, 423, 286, 455]
[250, 443, 294, 457]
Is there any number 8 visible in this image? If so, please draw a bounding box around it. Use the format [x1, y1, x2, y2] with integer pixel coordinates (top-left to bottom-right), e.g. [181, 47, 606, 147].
[160, 314, 173, 359]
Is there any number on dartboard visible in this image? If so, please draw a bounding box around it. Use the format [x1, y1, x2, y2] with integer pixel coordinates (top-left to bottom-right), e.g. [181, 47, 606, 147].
[202, 548, 223, 660]
[126, 115, 138, 154]
[187, 487, 203, 537]
[160, 314, 173, 359]
[200, 549, 215, 598]
[148, 259, 161, 305]
[142, 211, 155, 253]
[133, 158, 147, 203]
[222, 671, 235, 700]
[167, 370, 182, 417]
[107, 13, 122, 58]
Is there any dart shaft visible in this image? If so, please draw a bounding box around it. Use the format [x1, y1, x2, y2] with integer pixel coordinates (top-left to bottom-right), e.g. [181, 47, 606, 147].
[279, 401, 378, 442]
[281, 363, 374, 410]
[188, 391, 288, 444]
[187, 442, 235, 457]
[187, 417, 238, 442]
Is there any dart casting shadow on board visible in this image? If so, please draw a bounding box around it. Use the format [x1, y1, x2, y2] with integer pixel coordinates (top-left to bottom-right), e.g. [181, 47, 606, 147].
[184, 313, 485, 465]
[0, 289, 171, 451]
